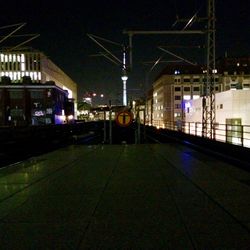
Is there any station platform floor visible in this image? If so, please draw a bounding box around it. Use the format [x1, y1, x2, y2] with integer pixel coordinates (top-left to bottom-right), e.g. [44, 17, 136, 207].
[0, 143, 250, 249]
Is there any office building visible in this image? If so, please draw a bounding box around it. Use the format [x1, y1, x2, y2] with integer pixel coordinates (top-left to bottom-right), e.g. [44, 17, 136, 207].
[149, 56, 250, 129]
[0, 47, 77, 103]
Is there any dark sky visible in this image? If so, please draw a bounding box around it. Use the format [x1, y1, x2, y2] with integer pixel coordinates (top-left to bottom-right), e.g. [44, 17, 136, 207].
[1, 0, 249, 103]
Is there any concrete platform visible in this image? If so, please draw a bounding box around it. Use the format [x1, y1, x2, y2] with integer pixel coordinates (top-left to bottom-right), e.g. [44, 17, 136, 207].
[0, 143, 249, 249]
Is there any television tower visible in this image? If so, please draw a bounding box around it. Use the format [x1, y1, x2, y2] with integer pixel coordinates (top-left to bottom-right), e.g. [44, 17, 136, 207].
[121, 45, 128, 106]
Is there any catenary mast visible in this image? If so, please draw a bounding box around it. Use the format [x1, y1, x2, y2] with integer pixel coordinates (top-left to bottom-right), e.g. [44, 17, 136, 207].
[123, 0, 216, 134]
[202, 0, 216, 138]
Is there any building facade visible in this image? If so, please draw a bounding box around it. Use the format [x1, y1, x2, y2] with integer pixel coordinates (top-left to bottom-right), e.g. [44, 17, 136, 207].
[0, 80, 74, 126]
[149, 57, 250, 129]
[150, 64, 212, 128]
[0, 47, 77, 104]
[185, 89, 250, 147]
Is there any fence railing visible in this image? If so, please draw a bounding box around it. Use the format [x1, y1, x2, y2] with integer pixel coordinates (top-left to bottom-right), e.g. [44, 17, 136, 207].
[162, 121, 250, 148]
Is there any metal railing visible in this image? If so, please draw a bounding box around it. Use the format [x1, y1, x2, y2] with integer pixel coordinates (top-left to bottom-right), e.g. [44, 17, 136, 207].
[161, 121, 250, 148]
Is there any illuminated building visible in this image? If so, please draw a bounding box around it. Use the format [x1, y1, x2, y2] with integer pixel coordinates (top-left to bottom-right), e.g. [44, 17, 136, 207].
[0, 79, 74, 126]
[149, 57, 250, 129]
[151, 64, 208, 128]
[0, 47, 77, 112]
[185, 89, 250, 147]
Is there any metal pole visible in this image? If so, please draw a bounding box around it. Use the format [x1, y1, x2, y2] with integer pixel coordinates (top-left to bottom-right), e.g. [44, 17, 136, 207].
[241, 125, 243, 147]
[123, 30, 204, 35]
[109, 100, 112, 144]
[143, 108, 146, 142]
[103, 111, 106, 143]
[137, 110, 140, 144]
[129, 34, 133, 69]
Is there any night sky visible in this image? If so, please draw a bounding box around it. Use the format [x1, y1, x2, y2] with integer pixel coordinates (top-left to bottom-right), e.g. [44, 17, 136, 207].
[1, 0, 249, 103]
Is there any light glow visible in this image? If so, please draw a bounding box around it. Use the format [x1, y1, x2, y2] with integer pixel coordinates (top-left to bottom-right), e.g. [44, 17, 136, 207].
[193, 95, 200, 100]
[67, 115, 74, 120]
[121, 75, 128, 81]
[183, 95, 191, 100]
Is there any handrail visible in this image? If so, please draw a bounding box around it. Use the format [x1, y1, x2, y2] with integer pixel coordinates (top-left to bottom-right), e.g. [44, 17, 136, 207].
[160, 121, 250, 148]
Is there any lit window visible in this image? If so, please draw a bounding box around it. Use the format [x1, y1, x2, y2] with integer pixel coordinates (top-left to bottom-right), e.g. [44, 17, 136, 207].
[21, 63, 25, 71]
[183, 95, 191, 100]
[193, 95, 200, 100]
[21, 54, 25, 63]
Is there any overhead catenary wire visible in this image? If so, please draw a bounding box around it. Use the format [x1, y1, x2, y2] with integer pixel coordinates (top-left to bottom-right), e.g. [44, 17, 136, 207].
[0, 23, 40, 51]
[87, 33, 122, 65]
